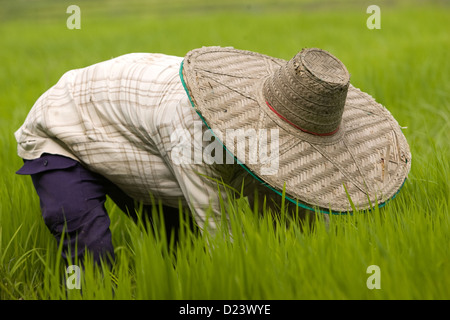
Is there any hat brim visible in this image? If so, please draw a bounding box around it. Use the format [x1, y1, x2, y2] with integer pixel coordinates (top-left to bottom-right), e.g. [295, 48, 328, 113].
[180, 46, 411, 213]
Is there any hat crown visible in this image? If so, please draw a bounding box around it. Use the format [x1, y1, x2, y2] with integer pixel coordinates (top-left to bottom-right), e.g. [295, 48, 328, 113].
[263, 48, 350, 135]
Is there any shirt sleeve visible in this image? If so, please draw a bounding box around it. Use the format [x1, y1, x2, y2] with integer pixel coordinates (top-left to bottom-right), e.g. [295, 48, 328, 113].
[158, 96, 235, 234]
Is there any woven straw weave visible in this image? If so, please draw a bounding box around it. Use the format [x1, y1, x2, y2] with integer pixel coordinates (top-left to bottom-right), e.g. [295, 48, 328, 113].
[182, 46, 411, 213]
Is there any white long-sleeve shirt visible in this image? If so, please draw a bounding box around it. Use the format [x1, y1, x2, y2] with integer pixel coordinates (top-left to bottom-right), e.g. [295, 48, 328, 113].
[15, 53, 254, 231]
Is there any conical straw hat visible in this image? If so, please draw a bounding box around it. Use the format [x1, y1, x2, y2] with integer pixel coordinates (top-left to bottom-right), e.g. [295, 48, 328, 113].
[180, 46, 411, 213]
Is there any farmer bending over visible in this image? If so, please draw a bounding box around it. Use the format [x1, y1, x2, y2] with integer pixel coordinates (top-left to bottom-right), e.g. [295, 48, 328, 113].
[15, 46, 411, 264]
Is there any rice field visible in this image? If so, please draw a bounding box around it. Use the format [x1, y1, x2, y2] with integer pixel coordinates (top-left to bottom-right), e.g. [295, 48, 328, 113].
[0, 0, 449, 301]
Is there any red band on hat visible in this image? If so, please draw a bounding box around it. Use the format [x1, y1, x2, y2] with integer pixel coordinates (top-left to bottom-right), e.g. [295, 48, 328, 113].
[265, 101, 339, 136]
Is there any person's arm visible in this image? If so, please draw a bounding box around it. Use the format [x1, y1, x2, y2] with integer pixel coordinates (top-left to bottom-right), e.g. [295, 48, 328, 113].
[156, 97, 234, 234]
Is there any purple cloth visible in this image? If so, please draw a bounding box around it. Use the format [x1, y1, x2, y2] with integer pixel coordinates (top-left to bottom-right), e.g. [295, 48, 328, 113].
[16, 154, 79, 175]
[16, 154, 188, 265]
